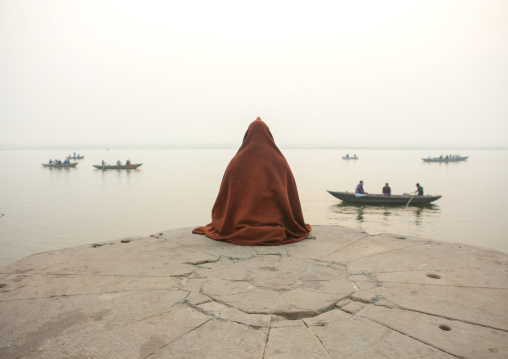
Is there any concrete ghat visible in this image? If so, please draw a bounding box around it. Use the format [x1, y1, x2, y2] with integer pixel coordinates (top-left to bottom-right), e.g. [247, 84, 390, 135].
[0, 225, 507, 358]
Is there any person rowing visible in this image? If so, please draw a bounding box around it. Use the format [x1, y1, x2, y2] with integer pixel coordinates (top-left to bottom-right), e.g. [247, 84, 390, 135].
[416, 183, 424, 195]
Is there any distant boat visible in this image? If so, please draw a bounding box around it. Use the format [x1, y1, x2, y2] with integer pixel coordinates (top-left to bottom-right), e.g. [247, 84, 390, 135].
[342, 155, 358, 160]
[422, 156, 468, 163]
[42, 162, 78, 168]
[327, 190, 441, 205]
[93, 163, 143, 170]
[67, 155, 84, 160]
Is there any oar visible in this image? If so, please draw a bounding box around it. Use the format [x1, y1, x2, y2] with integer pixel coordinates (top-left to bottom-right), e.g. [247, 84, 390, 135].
[405, 192, 416, 207]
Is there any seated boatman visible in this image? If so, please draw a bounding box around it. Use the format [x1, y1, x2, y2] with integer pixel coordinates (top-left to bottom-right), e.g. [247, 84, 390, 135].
[355, 180, 368, 197]
[382, 183, 391, 196]
[416, 183, 424, 195]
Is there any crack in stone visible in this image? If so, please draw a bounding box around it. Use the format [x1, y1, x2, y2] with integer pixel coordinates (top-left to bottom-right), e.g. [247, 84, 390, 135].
[350, 294, 381, 305]
[307, 325, 334, 359]
[271, 302, 338, 320]
[281, 246, 289, 258]
[144, 317, 213, 359]
[376, 280, 508, 290]
[310, 258, 349, 267]
[344, 241, 436, 263]
[176, 277, 188, 290]
[184, 258, 220, 266]
[321, 234, 370, 259]
[89, 243, 114, 248]
[185, 300, 269, 332]
[361, 316, 462, 358]
[361, 270, 382, 287]
[261, 316, 273, 358]
[374, 303, 508, 333]
[186, 302, 228, 323]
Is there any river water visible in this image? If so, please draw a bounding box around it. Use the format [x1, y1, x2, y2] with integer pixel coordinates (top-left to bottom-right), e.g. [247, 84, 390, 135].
[1, 148, 507, 268]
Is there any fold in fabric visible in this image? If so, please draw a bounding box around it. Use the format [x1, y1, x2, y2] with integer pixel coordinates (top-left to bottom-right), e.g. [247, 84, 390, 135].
[193, 117, 311, 245]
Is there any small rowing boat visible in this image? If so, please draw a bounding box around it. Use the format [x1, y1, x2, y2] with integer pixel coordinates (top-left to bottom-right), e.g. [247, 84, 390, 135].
[67, 155, 84, 160]
[342, 155, 358, 160]
[42, 162, 78, 168]
[93, 163, 143, 170]
[422, 156, 468, 163]
[327, 190, 441, 205]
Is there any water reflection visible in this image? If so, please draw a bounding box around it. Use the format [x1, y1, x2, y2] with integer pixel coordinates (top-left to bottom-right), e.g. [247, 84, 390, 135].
[94, 168, 142, 188]
[329, 202, 441, 229]
[45, 166, 77, 181]
[412, 204, 440, 226]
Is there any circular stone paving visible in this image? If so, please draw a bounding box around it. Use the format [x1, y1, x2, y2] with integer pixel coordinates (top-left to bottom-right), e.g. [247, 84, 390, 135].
[2, 225, 508, 358]
[202, 257, 355, 318]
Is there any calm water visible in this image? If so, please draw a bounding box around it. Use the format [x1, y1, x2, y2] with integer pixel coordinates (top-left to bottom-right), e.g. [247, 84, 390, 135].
[1, 148, 507, 268]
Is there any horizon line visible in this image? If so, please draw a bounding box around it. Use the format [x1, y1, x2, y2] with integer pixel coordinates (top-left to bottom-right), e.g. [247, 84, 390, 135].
[1, 144, 507, 151]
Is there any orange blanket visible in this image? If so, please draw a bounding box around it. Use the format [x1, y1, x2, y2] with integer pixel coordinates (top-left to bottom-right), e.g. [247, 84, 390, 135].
[193, 117, 311, 245]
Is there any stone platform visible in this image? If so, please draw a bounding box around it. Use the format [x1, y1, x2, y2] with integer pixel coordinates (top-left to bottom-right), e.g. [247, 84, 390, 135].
[0, 225, 507, 358]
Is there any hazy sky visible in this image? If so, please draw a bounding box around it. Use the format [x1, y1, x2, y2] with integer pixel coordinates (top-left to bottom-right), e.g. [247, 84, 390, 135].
[1, 0, 507, 149]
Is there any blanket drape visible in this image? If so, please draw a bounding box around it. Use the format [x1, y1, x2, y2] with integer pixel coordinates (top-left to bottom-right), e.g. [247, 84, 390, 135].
[192, 117, 311, 245]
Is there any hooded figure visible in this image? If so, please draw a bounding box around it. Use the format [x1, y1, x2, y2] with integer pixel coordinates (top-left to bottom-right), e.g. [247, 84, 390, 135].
[192, 117, 311, 245]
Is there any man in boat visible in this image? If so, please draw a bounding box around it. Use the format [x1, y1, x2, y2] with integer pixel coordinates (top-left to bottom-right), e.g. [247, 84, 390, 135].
[355, 181, 368, 197]
[416, 183, 424, 195]
[382, 183, 391, 196]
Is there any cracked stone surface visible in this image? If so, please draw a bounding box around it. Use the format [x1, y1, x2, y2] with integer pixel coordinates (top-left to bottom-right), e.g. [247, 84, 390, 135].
[0, 225, 507, 358]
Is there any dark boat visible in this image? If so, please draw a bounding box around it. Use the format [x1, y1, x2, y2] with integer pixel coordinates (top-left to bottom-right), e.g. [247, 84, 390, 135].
[327, 190, 441, 205]
[42, 162, 78, 168]
[93, 163, 143, 170]
[342, 155, 358, 160]
[422, 156, 468, 163]
[67, 155, 84, 160]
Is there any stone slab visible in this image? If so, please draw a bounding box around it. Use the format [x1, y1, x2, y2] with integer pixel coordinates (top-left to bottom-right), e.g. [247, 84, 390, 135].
[0, 225, 507, 358]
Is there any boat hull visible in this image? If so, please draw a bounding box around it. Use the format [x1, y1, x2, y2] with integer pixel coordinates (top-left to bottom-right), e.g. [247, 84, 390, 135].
[42, 163, 78, 168]
[327, 190, 441, 205]
[422, 156, 468, 162]
[93, 164, 143, 170]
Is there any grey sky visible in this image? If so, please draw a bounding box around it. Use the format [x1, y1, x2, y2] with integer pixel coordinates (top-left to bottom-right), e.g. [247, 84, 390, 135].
[1, 0, 507, 149]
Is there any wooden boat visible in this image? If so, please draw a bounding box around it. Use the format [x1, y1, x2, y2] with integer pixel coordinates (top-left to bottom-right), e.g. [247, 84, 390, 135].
[342, 155, 358, 160]
[93, 163, 143, 170]
[422, 156, 468, 163]
[67, 155, 84, 160]
[327, 190, 441, 205]
[42, 162, 78, 168]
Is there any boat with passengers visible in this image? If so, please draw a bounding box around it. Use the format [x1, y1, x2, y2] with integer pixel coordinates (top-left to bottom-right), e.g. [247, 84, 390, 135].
[422, 155, 468, 163]
[327, 190, 441, 205]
